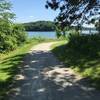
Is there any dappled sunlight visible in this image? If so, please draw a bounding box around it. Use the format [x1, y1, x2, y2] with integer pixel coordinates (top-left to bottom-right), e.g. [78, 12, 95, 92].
[32, 76, 39, 79]
[52, 35, 100, 89]
[37, 88, 46, 93]
[42, 67, 81, 88]
[9, 87, 21, 96]
[0, 0, 100, 99]
[43, 67, 96, 92]
[7, 43, 100, 100]
[31, 60, 38, 63]
[15, 74, 25, 80]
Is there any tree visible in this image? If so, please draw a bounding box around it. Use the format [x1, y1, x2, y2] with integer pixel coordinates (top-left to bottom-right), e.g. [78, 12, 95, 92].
[23, 21, 55, 31]
[46, 0, 100, 30]
[0, 0, 15, 21]
[95, 19, 100, 33]
[0, 0, 15, 35]
[0, 0, 27, 52]
[89, 17, 100, 34]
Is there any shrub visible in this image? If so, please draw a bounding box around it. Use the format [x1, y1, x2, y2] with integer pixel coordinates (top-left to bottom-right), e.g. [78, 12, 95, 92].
[0, 0, 27, 53]
[67, 33, 100, 55]
[0, 23, 27, 53]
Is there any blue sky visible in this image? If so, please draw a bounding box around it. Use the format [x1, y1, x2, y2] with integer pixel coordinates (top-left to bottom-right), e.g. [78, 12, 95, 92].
[11, 0, 58, 23]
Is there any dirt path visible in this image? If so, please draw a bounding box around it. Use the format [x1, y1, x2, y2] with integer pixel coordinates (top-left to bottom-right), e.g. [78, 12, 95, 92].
[9, 42, 100, 100]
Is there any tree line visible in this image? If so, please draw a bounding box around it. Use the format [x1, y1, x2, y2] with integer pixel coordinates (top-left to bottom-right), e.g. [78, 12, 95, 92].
[46, 0, 100, 35]
[0, 0, 27, 53]
[22, 21, 55, 31]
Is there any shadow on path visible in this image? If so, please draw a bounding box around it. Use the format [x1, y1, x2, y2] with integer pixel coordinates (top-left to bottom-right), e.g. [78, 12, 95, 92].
[7, 49, 100, 100]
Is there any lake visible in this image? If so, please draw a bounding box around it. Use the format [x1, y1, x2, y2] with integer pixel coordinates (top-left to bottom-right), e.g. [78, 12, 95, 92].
[28, 30, 98, 39]
[28, 31, 56, 39]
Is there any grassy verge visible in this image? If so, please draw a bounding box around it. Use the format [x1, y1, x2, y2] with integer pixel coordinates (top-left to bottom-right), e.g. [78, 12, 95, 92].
[0, 37, 55, 99]
[51, 34, 100, 89]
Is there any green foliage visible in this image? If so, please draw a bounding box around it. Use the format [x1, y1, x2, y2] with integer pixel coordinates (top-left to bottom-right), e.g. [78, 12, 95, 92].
[23, 21, 55, 31]
[0, 0, 27, 53]
[0, 22, 27, 52]
[95, 20, 100, 33]
[52, 34, 100, 89]
[0, 0, 15, 21]
[55, 26, 62, 38]
[46, 0, 100, 29]
[55, 25, 70, 39]
[0, 38, 44, 99]
[12, 24, 27, 45]
[0, 37, 57, 99]
[67, 34, 100, 55]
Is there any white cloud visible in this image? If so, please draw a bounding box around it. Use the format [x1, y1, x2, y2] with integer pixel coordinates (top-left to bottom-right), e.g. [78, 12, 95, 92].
[29, 16, 34, 18]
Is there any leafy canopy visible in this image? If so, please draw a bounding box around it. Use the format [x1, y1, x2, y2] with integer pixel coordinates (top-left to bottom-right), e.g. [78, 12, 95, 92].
[46, 0, 100, 29]
[0, 0, 27, 52]
[0, 0, 15, 20]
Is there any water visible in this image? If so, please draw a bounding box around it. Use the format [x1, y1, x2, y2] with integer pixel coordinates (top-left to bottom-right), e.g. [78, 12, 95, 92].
[28, 31, 56, 39]
[28, 30, 98, 39]
[81, 30, 98, 34]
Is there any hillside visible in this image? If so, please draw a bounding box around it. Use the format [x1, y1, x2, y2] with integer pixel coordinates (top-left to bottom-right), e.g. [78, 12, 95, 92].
[22, 21, 55, 31]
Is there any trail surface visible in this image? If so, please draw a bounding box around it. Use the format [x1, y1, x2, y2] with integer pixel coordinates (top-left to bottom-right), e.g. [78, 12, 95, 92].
[9, 42, 100, 100]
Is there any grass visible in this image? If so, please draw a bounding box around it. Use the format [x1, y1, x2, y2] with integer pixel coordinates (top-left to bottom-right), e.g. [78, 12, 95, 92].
[52, 34, 100, 89]
[0, 37, 56, 99]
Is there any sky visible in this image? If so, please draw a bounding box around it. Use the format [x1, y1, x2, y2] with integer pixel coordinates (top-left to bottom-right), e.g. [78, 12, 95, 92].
[11, 0, 58, 23]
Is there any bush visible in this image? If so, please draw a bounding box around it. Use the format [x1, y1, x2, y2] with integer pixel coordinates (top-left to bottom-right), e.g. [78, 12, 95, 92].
[52, 33, 100, 88]
[12, 24, 27, 45]
[2, 36, 17, 51]
[0, 0, 27, 53]
[67, 33, 100, 55]
[0, 23, 27, 53]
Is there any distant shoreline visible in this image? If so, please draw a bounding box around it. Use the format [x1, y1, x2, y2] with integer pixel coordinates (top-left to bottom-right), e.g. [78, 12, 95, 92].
[26, 31, 55, 32]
